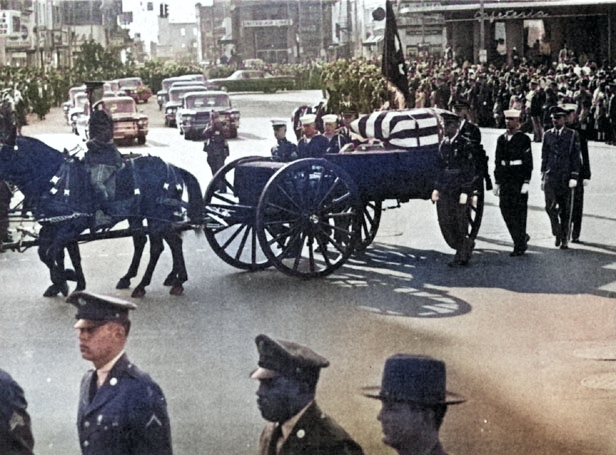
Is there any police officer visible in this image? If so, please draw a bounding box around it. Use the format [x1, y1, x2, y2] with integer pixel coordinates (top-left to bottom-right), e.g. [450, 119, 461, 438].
[203, 113, 230, 192]
[0, 369, 35, 455]
[68, 291, 172, 455]
[562, 103, 591, 243]
[493, 109, 533, 256]
[251, 334, 364, 455]
[270, 119, 298, 162]
[297, 114, 330, 159]
[431, 112, 483, 267]
[541, 106, 582, 249]
[83, 104, 124, 229]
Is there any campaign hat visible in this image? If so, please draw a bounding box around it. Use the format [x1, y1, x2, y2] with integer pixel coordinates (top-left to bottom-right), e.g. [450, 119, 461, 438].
[250, 334, 329, 384]
[67, 291, 136, 322]
[362, 354, 465, 405]
[299, 113, 317, 125]
[503, 109, 521, 119]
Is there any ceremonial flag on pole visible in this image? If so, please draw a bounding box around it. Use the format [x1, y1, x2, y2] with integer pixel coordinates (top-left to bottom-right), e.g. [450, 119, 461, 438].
[382, 0, 411, 106]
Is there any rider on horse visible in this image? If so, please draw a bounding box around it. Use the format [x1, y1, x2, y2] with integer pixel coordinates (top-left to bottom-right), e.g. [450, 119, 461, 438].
[83, 104, 123, 228]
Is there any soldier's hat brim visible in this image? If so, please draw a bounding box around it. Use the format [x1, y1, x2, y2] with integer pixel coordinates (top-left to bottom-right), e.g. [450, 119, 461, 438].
[67, 291, 136, 322]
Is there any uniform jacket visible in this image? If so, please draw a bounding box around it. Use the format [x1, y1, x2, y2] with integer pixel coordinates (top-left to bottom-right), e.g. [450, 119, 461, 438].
[203, 127, 229, 157]
[77, 354, 172, 455]
[257, 402, 363, 455]
[271, 138, 298, 162]
[571, 124, 591, 180]
[541, 127, 581, 185]
[297, 134, 329, 159]
[326, 128, 352, 154]
[435, 129, 481, 194]
[494, 131, 533, 185]
[0, 369, 34, 455]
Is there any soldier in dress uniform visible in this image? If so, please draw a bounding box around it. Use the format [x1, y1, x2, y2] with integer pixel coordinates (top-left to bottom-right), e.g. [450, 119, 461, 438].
[493, 109, 533, 256]
[251, 334, 364, 455]
[541, 106, 582, 249]
[203, 113, 230, 191]
[362, 354, 465, 455]
[0, 369, 35, 455]
[68, 291, 172, 455]
[83, 105, 124, 229]
[270, 119, 298, 162]
[297, 114, 330, 159]
[562, 103, 591, 243]
[431, 112, 483, 267]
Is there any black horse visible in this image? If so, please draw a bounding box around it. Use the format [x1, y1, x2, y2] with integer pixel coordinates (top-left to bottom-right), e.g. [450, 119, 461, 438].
[0, 111, 204, 298]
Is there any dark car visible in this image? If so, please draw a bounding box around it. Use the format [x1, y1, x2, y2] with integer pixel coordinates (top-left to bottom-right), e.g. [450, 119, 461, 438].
[177, 91, 240, 140]
[208, 70, 295, 93]
[164, 85, 208, 127]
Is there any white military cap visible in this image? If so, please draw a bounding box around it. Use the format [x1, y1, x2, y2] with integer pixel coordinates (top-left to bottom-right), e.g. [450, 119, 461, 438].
[299, 113, 317, 125]
[321, 114, 338, 124]
[560, 103, 577, 113]
[270, 119, 287, 127]
[503, 109, 521, 118]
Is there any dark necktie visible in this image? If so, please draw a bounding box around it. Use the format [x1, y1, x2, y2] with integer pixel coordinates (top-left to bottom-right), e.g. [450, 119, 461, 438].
[267, 424, 283, 455]
[88, 371, 98, 403]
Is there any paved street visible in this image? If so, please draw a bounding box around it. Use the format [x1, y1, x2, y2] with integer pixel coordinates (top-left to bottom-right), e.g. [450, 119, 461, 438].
[1, 91, 615, 454]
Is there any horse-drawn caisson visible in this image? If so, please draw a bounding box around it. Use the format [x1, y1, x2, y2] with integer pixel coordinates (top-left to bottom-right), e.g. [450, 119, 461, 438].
[2, 93, 486, 295]
[203, 107, 487, 278]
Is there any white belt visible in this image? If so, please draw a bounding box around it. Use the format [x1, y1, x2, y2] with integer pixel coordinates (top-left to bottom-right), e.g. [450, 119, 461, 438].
[501, 160, 523, 166]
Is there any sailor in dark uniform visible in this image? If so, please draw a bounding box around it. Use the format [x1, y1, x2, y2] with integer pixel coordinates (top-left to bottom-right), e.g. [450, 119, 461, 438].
[68, 291, 172, 455]
[562, 103, 591, 243]
[493, 109, 533, 256]
[541, 106, 582, 249]
[432, 112, 483, 267]
[270, 119, 298, 162]
[297, 114, 330, 159]
[251, 334, 364, 455]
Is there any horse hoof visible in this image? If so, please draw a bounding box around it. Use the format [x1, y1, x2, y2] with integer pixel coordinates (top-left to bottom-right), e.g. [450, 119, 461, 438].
[116, 278, 131, 289]
[170, 285, 184, 296]
[163, 275, 175, 286]
[43, 285, 58, 297]
[131, 287, 146, 298]
[60, 283, 69, 297]
[75, 282, 86, 292]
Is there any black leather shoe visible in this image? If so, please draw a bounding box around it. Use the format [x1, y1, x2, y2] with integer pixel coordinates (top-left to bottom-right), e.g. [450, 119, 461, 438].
[571, 238, 580, 243]
[510, 250, 524, 257]
[555, 237, 561, 247]
[560, 241, 569, 250]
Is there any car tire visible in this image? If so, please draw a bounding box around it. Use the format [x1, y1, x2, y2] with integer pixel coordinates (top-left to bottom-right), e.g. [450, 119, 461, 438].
[137, 135, 146, 145]
[229, 126, 238, 139]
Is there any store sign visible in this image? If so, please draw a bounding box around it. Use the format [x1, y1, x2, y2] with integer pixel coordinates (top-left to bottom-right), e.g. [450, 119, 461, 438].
[243, 19, 293, 28]
[475, 9, 549, 23]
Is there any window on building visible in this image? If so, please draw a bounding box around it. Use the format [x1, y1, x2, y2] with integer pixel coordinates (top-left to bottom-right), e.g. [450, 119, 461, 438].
[181, 28, 186, 36]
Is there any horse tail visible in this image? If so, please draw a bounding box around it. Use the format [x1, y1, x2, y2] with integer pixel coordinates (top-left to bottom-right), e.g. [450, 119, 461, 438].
[176, 166, 204, 223]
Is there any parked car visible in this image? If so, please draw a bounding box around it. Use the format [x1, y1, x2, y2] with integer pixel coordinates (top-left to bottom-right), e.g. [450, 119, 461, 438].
[76, 97, 149, 145]
[156, 74, 211, 110]
[67, 92, 90, 131]
[177, 91, 240, 140]
[62, 84, 86, 123]
[164, 85, 208, 127]
[208, 70, 295, 93]
[116, 77, 153, 103]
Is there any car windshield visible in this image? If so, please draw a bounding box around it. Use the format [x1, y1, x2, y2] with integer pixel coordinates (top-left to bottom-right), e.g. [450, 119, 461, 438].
[186, 94, 230, 109]
[74, 95, 88, 108]
[106, 101, 135, 114]
[118, 78, 143, 89]
[169, 87, 207, 102]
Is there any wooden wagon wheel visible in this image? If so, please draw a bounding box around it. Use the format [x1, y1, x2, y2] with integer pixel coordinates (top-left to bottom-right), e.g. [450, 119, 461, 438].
[354, 200, 382, 252]
[255, 158, 361, 278]
[436, 190, 484, 250]
[203, 156, 272, 270]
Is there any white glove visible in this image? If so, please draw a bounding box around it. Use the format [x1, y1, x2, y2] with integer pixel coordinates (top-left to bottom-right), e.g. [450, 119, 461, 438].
[459, 193, 468, 204]
[431, 190, 440, 202]
[520, 183, 529, 194]
[569, 179, 578, 188]
[583, 179, 590, 187]
[493, 184, 500, 197]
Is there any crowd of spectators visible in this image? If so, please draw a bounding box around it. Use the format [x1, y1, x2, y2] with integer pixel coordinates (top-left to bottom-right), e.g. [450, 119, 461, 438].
[404, 53, 616, 143]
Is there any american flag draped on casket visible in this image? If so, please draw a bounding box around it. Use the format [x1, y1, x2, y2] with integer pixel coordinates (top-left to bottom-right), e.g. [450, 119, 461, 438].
[350, 108, 449, 149]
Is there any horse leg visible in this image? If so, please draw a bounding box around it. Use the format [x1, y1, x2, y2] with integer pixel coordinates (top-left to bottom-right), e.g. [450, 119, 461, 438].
[131, 232, 164, 298]
[116, 231, 147, 289]
[66, 241, 86, 291]
[164, 229, 187, 296]
[38, 237, 70, 298]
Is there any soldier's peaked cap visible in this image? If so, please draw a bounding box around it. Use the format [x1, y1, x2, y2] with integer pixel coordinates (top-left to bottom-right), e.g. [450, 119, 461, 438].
[67, 291, 136, 322]
[550, 105, 567, 117]
[251, 334, 329, 381]
[271, 119, 287, 128]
